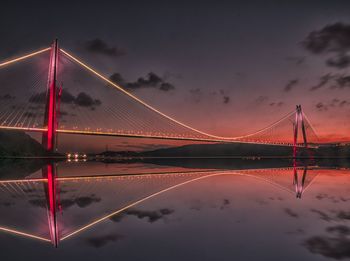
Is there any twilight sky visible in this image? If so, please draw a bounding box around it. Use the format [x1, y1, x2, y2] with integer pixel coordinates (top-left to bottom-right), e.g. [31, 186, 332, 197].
[1, 0, 350, 151]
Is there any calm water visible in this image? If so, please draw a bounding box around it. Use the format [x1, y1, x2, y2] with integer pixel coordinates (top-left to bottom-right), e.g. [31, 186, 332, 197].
[0, 159, 349, 261]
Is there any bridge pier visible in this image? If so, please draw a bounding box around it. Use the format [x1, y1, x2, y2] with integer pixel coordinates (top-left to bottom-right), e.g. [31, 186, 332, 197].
[293, 105, 308, 158]
[42, 163, 59, 247]
[42, 39, 59, 153]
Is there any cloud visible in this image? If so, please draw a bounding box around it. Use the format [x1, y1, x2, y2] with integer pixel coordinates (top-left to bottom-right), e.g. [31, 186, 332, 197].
[310, 73, 335, 91]
[84, 38, 125, 57]
[29, 89, 101, 110]
[0, 94, 15, 100]
[86, 234, 124, 248]
[109, 72, 175, 92]
[326, 54, 350, 69]
[303, 22, 350, 54]
[223, 96, 230, 104]
[315, 98, 350, 111]
[255, 96, 269, 104]
[219, 89, 230, 104]
[110, 208, 174, 223]
[285, 56, 305, 65]
[302, 22, 350, 68]
[284, 79, 299, 92]
[334, 75, 350, 89]
[75, 92, 101, 107]
[304, 225, 350, 260]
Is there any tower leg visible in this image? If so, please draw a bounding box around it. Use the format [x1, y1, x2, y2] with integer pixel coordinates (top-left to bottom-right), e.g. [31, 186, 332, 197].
[42, 39, 59, 153]
[293, 106, 299, 158]
[42, 163, 59, 247]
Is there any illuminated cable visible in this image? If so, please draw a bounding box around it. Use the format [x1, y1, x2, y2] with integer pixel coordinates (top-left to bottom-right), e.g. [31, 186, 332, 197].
[0, 48, 50, 67]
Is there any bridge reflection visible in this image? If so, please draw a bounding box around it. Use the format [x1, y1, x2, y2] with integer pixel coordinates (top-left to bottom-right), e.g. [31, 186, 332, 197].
[0, 163, 319, 246]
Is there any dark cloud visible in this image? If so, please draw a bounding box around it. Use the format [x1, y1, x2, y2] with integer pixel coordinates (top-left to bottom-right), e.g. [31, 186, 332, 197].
[285, 56, 305, 65]
[110, 208, 174, 223]
[303, 23, 350, 69]
[0, 94, 15, 100]
[86, 234, 124, 248]
[84, 38, 125, 57]
[303, 22, 350, 55]
[219, 89, 230, 104]
[304, 225, 350, 260]
[29, 89, 101, 110]
[223, 96, 230, 104]
[0, 202, 14, 207]
[255, 95, 268, 104]
[284, 79, 299, 92]
[311, 73, 350, 91]
[310, 73, 335, 91]
[327, 54, 350, 69]
[160, 82, 175, 91]
[109, 72, 175, 92]
[75, 92, 101, 107]
[334, 75, 350, 89]
[315, 102, 328, 111]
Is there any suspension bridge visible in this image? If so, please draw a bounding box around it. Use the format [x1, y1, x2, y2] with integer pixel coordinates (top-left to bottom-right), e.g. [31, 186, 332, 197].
[0, 39, 321, 247]
[0, 40, 318, 155]
[0, 165, 318, 247]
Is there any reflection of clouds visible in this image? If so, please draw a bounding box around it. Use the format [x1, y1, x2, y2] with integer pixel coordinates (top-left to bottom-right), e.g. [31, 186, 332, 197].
[110, 208, 174, 223]
[284, 208, 299, 218]
[85, 234, 124, 248]
[311, 209, 333, 222]
[0, 202, 14, 207]
[28, 194, 101, 209]
[268, 196, 284, 201]
[311, 209, 350, 222]
[316, 193, 350, 203]
[304, 225, 350, 260]
[220, 199, 230, 210]
[336, 211, 350, 221]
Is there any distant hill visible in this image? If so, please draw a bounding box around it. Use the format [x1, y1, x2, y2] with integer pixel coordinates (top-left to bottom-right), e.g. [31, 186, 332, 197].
[96, 142, 350, 159]
[0, 130, 47, 157]
[139, 143, 294, 157]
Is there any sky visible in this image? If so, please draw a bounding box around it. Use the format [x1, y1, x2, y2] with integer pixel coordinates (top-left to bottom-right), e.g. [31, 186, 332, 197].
[1, 0, 350, 152]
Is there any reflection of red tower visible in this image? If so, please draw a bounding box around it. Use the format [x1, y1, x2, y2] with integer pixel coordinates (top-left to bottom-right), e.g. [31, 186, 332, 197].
[293, 161, 308, 198]
[42, 39, 59, 152]
[293, 105, 308, 158]
[42, 163, 59, 247]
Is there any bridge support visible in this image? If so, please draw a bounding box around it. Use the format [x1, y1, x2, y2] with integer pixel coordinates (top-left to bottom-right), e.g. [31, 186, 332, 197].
[293, 159, 307, 198]
[293, 105, 308, 158]
[42, 163, 59, 247]
[42, 39, 59, 153]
